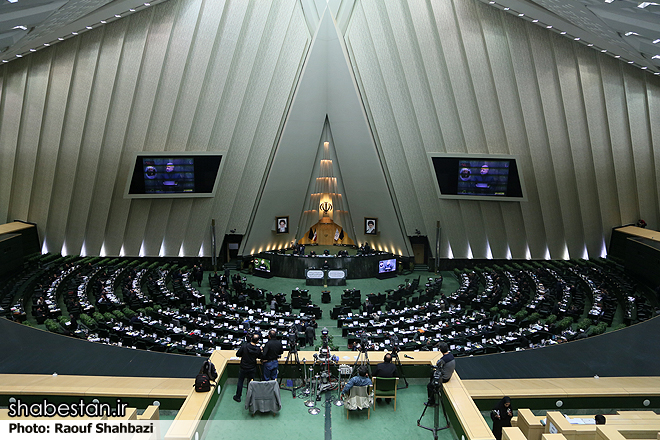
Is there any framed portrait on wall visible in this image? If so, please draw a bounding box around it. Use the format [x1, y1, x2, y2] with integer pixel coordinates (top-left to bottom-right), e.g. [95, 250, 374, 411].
[276, 216, 289, 234]
[364, 218, 377, 235]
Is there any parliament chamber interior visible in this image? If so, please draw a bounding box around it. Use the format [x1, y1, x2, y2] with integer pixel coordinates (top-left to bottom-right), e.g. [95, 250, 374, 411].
[1, 1, 660, 440]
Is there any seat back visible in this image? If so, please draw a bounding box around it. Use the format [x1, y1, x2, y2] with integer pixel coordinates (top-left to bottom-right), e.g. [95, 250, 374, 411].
[344, 385, 372, 411]
[373, 377, 398, 396]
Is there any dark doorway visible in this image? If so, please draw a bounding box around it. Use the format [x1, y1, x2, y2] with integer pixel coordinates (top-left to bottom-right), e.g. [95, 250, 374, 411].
[219, 234, 243, 269]
[408, 235, 430, 266]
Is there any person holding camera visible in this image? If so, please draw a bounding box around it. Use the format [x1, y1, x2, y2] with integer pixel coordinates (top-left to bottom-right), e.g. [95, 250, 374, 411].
[261, 329, 283, 381]
[233, 333, 262, 403]
[427, 342, 455, 406]
[490, 396, 514, 440]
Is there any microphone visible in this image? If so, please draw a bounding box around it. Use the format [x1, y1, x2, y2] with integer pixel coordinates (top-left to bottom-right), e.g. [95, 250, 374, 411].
[404, 354, 414, 359]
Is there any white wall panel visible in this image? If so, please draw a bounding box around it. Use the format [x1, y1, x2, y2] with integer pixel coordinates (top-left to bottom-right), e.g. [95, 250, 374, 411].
[1, 0, 659, 259]
[624, 70, 658, 230]
[65, 22, 128, 256]
[87, 11, 153, 256]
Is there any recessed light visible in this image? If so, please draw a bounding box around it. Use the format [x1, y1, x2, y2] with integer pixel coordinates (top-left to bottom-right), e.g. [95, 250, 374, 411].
[601, 49, 607, 52]
[574, 37, 580, 40]
[16, 54, 22, 58]
[615, 55, 621, 58]
[58, 37, 64, 41]
[29, 48, 36, 52]
[114, 14, 121, 18]
[518, 13, 524, 16]
[546, 25, 553, 29]
[13, 25, 28, 30]
[642, 66, 648, 69]
[144, 2, 151, 5]
[503, 7, 509, 10]
[560, 31, 567, 35]
[653, 39, 660, 44]
[652, 55, 660, 59]
[532, 19, 539, 23]
[71, 32, 78, 35]
[587, 43, 594, 47]
[2, 60, 7, 63]
[130, 8, 136, 12]
[101, 20, 107, 24]
[44, 43, 50, 46]
[86, 26, 93, 30]
[628, 60, 634, 64]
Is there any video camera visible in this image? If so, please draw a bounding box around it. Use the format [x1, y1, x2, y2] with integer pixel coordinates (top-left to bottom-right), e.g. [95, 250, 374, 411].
[317, 327, 331, 361]
[390, 333, 400, 354]
[429, 358, 446, 389]
[287, 323, 298, 351]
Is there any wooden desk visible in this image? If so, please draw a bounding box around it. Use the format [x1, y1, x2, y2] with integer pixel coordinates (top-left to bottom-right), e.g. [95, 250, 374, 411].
[0, 374, 192, 399]
[546, 411, 660, 440]
[463, 377, 660, 400]
[518, 408, 546, 440]
[504, 427, 529, 440]
[164, 351, 226, 440]
[443, 373, 496, 440]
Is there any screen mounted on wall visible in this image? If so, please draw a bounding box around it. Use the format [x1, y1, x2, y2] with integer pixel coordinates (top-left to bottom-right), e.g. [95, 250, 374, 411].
[428, 154, 526, 201]
[125, 153, 223, 198]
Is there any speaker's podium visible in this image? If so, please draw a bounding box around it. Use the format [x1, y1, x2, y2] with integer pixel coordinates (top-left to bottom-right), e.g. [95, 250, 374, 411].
[306, 268, 346, 286]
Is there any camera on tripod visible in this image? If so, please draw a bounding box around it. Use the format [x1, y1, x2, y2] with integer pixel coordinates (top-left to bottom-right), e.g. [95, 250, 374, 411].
[355, 331, 371, 353]
[316, 327, 330, 361]
[429, 358, 446, 389]
[287, 323, 298, 351]
[390, 333, 400, 354]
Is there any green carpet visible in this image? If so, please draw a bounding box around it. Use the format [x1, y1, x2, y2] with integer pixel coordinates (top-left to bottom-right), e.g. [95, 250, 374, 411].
[202, 379, 456, 440]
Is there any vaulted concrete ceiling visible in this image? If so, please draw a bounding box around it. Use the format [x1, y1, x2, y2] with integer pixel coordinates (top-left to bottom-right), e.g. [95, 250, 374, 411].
[479, 0, 660, 75]
[0, 0, 168, 63]
[3, 0, 659, 75]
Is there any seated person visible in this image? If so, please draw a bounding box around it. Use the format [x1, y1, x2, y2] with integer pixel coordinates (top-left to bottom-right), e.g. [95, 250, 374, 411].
[341, 366, 372, 397]
[374, 353, 397, 404]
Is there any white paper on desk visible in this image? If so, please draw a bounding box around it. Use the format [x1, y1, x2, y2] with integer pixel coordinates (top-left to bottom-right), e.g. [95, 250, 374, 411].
[342, 356, 352, 360]
[229, 357, 240, 360]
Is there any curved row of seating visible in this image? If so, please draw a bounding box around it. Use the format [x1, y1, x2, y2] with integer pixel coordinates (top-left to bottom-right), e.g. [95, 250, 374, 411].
[335, 259, 656, 356]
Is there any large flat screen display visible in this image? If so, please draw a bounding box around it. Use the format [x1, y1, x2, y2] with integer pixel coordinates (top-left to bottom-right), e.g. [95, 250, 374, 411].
[378, 258, 396, 274]
[125, 153, 223, 198]
[429, 154, 526, 201]
[253, 258, 271, 273]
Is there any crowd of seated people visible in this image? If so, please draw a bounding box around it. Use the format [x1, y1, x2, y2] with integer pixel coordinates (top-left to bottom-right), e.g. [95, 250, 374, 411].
[336, 260, 653, 355]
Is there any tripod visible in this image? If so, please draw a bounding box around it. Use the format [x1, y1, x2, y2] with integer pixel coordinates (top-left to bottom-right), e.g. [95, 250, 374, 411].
[391, 350, 409, 389]
[352, 347, 371, 376]
[279, 341, 305, 397]
[417, 387, 449, 440]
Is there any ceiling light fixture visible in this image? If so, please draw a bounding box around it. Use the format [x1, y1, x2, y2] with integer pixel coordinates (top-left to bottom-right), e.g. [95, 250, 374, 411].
[652, 54, 660, 59]
[638, 2, 660, 8]
[653, 39, 660, 44]
[532, 19, 539, 23]
[624, 31, 640, 36]
[13, 25, 28, 30]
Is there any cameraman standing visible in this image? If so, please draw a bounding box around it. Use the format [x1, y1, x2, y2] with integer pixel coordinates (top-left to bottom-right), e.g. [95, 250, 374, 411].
[261, 329, 283, 381]
[233, 333, 262, 403]
[427, 342, 455, 406]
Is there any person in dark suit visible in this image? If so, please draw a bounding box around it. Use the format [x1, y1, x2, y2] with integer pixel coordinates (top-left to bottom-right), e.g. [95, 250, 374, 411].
[373, 353, 397, 404]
